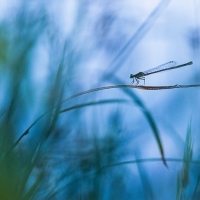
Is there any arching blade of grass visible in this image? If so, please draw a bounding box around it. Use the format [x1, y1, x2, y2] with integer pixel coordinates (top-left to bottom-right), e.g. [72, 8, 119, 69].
[6, 83, 200, 165]
[100, 158, 200, 169]
[59, 99, 128, 114]
[59, 84, 200, 103]
[111, 81, 168, 167]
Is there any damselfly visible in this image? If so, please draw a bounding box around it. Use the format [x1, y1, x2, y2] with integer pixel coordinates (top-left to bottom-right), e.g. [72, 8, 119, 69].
[130, 61, 193, 84]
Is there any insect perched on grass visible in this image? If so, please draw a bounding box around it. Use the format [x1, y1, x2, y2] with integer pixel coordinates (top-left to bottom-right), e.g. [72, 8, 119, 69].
[130, 61, 193, 85]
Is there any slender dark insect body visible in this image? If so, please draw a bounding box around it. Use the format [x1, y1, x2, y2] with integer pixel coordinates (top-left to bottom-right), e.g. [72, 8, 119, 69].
[130, 61, 193, 85]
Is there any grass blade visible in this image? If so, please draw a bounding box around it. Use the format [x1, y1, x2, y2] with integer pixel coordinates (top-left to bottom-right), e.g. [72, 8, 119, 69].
[59, 99, 128, 113]
[6, 83, 200, 164]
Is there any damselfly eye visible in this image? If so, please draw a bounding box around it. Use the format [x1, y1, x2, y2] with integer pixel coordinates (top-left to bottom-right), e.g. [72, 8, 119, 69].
[130, 74, 134, 78]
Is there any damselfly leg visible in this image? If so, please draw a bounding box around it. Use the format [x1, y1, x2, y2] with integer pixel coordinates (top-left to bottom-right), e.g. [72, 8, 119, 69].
[130, 74, 145, 85]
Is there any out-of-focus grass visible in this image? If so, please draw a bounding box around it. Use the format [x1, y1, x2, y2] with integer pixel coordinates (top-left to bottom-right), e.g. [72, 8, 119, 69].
[0, 1, 200, 199]
[176, 122, 193, 200]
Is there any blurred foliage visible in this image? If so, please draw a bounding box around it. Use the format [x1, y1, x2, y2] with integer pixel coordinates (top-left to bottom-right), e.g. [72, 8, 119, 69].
[0, 0, 200, 200]
[176, 123, 193, 200]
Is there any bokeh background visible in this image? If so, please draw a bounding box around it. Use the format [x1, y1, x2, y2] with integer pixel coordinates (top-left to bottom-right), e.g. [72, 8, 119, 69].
[0, 0, 200, 199]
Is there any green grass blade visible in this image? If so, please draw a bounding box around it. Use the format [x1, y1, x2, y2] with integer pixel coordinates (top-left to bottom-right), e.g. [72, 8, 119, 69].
[7, 83, 200, 164]
[59, 99, 128, 113]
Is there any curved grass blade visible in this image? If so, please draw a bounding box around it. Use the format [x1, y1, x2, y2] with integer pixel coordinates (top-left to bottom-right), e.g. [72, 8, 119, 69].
[59, 99, 128, 114]
[6, 83, 200, 160]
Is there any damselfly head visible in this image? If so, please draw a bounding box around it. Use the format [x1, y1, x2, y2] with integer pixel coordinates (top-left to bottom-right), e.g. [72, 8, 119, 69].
[130, 74, 134, 78]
